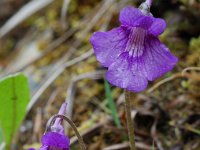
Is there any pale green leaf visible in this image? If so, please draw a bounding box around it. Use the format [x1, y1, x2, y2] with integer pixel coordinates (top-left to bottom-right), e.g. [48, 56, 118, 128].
[0, 73, 30, 148]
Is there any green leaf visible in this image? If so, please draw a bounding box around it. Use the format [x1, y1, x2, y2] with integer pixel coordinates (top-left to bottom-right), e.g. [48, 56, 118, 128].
[0, 73, 30, 148]
[184, 124, 200, 135]
[104, 79, 121, 128]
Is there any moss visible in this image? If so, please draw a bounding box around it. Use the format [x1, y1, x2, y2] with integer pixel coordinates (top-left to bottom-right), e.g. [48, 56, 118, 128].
[189, 36, 200, 53]
[186, 36, 200, 65]
[0, 39, 14, 58]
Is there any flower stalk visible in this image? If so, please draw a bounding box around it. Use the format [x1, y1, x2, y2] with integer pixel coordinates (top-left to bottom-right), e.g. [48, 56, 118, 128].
[125, 90, 137, 150]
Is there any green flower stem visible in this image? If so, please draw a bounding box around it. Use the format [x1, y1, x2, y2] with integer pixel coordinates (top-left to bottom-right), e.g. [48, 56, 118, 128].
[125, 90, 137, 150]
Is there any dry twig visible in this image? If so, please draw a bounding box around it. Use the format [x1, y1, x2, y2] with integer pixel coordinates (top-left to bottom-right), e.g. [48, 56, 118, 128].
[27, 50, 93, 112]
[66, 70, 105, 118]
[60, 0, 71, 29]
[0, 0, 54, 38]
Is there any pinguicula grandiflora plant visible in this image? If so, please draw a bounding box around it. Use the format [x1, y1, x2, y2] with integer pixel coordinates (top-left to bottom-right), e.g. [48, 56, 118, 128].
[90, 0, 178, 149]
[29, 102, 86, 150]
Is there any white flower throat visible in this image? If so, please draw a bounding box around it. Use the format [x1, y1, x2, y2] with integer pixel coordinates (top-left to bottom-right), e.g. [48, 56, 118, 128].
[125, 27, 146, 58]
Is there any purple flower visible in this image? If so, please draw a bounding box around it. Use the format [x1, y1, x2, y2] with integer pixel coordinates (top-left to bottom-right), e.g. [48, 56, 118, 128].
[90, 6, 178, 92]
[39, 132, 70, 150]
[28, 103, 70, 150]
[39, 103, 70, 150]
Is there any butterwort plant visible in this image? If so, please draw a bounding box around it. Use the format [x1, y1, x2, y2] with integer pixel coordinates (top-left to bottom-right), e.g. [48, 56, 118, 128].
[90, 0, 178, 149]
[29, 102, 86, 150]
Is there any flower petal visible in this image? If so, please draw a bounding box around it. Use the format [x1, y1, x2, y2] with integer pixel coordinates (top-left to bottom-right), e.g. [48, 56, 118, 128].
[41, 132, 70, 149]
[119, 6, 143, 26]
[106, 52, 148, 92]
[119, 6, 153, 29]
[90, 27, 128, 67]
[143, 36, 178, 81]
[148, 18, 166, 36]
[133, 15, 153, 29]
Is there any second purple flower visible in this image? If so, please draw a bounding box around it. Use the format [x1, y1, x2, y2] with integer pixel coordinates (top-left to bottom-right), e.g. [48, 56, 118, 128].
[90, 6, 178, 92]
